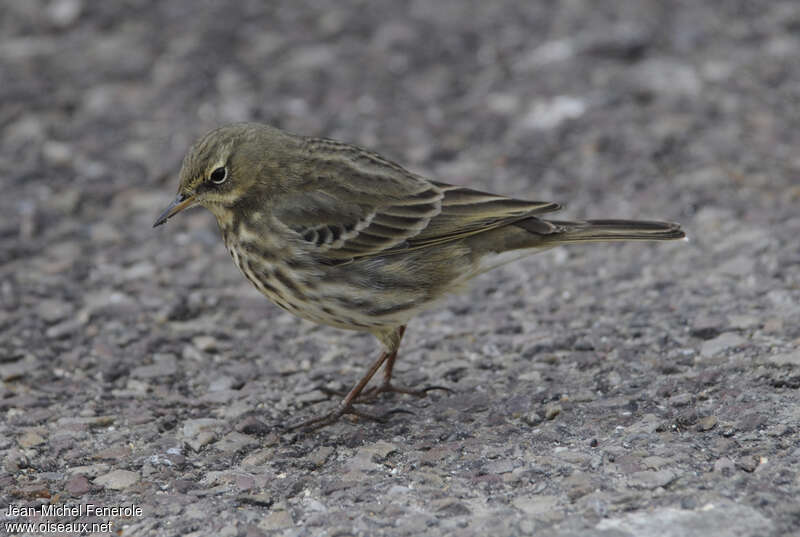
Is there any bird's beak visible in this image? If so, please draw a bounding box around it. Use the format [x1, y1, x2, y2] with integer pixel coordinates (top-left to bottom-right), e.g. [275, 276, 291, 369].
[153, 192, 197, 228]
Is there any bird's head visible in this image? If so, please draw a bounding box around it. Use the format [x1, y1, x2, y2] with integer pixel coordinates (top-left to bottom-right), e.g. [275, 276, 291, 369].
[153, 123, 294, 227]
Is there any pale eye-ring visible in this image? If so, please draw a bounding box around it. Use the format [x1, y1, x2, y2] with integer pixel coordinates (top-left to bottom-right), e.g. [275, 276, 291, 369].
[209, 166, 227, 184]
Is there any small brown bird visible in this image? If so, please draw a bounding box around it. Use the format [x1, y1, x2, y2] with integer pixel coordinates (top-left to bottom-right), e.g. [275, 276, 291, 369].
[154, 123, 685, 429]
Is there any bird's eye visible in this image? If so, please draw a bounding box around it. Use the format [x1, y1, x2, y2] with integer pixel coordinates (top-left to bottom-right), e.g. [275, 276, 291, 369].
[209, 166, 227, 184]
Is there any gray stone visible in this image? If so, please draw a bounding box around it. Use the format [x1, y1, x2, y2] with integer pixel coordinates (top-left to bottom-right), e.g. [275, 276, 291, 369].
[697, 415, 718, 431]
[629, 469, 678, 490]
[767, 350, 800, 367]
[94, 469, 140, 490]
[512, 495, 563, 521]
[595, 500, 772, 537]
[36, 299, 75, 323]
[258, 508, 293, 531]
[18, 430, 45, 448]
[700, 333, 747, 358]
[182, 419, 224, 451]
[131, 353, 178, 379]
[65, 474, 91, 495]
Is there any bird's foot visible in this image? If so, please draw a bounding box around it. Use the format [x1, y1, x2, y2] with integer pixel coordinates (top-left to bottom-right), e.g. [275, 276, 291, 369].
[319, 383, 452, 404]
[358, 383, 453, 403]
[288, 403, 412, 431]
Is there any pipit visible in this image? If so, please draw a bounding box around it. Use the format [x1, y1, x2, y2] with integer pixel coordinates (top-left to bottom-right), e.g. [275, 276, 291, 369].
[154, 123, 685, 430]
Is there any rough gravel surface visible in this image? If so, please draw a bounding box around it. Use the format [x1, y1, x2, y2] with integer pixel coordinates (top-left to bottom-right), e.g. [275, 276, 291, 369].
[2, 1, 799, 536]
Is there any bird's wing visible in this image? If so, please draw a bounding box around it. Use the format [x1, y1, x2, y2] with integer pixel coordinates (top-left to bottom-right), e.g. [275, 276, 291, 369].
[406, 181, 561, 248]
[272, 139, 444, 260]
[274, 138, 561, 260]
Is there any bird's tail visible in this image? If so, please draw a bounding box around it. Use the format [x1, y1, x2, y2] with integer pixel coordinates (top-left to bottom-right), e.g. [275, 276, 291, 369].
[540, 219, 686, 243]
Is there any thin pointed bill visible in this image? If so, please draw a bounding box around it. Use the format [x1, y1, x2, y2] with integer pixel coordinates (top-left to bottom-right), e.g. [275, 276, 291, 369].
[153, 193, 197, 227]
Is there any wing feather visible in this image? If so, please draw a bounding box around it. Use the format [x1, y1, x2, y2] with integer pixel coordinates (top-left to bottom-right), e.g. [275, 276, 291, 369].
[274, 139, 563, 260]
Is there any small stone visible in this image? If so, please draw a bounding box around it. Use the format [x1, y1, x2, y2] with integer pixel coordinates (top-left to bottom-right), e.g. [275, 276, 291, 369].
[512, 495, 563, 521]
[192, 335, 218, 352]
[762, 318, 783, 333]
[596, 501, 772, 536]
[46, 0, 84, 28]
[670, 393, 693, 407]
[360, 440, 397, 459]
[18, 431, 46, 448]
[94, 469, 139, 490]
[697, 415, 718, 431]
[209, 375, 236, 391]
[700, 333, 747, 357]
[89, 222, 121, 243]
[433, 499, 471, 517]
[241, 448, 274, 467]
[485, 460, 515, 474]
[4, 448, 29, 471]
[520, 95, 587, 130]
[45, 318, 83, 339]
[767, 351, 800, 367]
[736, 412, 766, 432]
[736, 456, 760, 473]
[236, 417, 271, 436]
[182, 418, 223, 451]
[36, 299, 74, 323]
[629, 469, 678, 489]
[0, 355, 39, 381]
[544, 403, 562, 420]
[717, 256, 755, 277]
[714, 457, 735, 475]
[216, 432, 258, 454]
[41, 140, 73, 165]
[131, 353, 177, 379]
[308, 446, 335, 467]
[689, 314, 724, 339]
[258, 509, 293, 531]
[65, 474, 91, 496]
[66, 464, 110, 477]
[238, 492, 274, 507]
[523, 411, 544, 426]
[727, 315, 760, 330]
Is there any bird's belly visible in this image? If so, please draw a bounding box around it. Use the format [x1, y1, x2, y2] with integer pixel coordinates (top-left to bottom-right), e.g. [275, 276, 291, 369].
[225, 243, 411, 331]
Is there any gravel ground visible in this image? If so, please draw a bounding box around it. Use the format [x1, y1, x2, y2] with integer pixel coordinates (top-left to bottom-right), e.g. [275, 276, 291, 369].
[2, 1, 799, 536]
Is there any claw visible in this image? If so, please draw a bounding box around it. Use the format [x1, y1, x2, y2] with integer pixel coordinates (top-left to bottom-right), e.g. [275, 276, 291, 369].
[312, 382, 453, 405]
[288, 404, 388, 431]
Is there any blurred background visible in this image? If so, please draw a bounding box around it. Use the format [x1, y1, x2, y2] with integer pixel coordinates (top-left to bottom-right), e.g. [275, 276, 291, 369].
[1, 1, 799, 535]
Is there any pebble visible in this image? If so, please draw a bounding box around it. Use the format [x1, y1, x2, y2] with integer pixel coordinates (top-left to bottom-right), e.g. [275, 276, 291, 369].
[714, 457, 735, 474]
[512, 495, 563, 521]
[0, 355, 39, 381]
[700, 333, 747, 358]
[182, 419, 223, 451]
[18, 430, 45, 448]
[46, 0, 84, 28]
[94, 469, 140, 490]
[258, 509, 293, 531]
[629, 469, 678, 489]
[544, 403, 562, 420]
[45, 318, 83, 339]
[697, 415, 719, 431]
[192, 335, 219, 352]
[216, 432, 258, 454]
[36, 299, 75, 323]
[131, 353, 178, 379]
[597, 501, 772, 536]
[65, 474, 91, 495]
[767, 350, 800, 367]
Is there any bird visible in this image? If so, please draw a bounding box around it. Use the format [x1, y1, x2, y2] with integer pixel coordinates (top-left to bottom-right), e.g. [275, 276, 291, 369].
[153, 122, 685, 430]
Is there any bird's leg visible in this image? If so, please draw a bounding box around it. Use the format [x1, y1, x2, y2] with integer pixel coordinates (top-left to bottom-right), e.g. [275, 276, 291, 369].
[289, 344, 394, 430]
[293, 326, 453, 429]
[359, 325, 452, 402]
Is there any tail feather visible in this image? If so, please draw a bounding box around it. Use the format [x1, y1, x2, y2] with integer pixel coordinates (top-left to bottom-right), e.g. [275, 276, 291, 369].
[543, 219, 686, 243]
